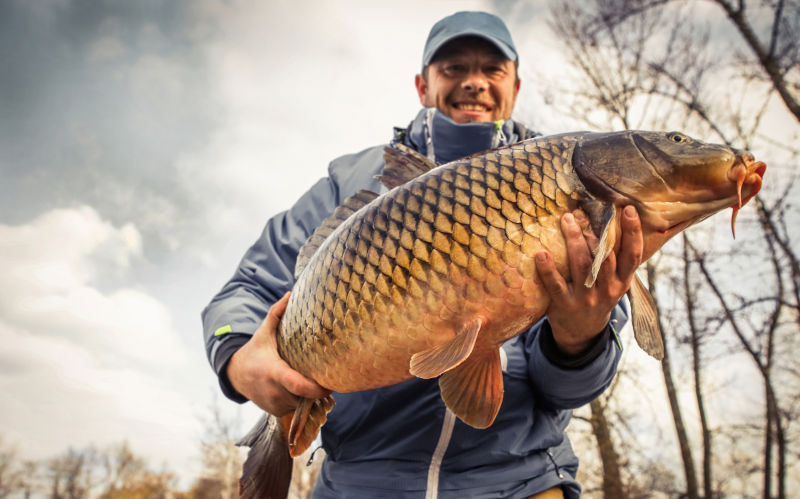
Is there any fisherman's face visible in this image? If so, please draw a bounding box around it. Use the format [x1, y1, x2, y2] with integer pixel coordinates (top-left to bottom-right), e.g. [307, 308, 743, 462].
[415, 37, 520, 124]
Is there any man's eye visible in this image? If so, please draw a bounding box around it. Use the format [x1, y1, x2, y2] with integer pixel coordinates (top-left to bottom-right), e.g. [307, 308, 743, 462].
[444, 64, 466, 74]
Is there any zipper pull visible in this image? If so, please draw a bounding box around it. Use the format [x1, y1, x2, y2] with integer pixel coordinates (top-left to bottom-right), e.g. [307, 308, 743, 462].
[492, 121, 506, 149]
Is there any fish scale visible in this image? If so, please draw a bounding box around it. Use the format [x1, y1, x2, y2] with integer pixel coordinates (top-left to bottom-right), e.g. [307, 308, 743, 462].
[278, 135, 582, 392]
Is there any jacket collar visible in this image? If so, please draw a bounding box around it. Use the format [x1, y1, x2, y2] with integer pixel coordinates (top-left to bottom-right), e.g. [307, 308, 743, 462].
[400, 108, 523, 164]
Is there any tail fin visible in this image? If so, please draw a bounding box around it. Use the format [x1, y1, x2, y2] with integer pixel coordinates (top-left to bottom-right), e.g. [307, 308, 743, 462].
[238, 414, 292, 499]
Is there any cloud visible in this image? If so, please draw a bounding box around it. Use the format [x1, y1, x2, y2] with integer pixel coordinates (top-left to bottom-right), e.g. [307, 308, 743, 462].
[0, 0, 219, 259]
[0, 206, 204, 469]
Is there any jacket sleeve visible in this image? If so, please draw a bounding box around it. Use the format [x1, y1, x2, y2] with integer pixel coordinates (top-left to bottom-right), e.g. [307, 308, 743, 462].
[201, 145, 386, 403]
[524, 296, 629, 410]
[201, 176, 340, 402]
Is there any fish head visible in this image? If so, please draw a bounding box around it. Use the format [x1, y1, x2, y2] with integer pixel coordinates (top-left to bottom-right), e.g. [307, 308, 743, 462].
[573, 130, 766, 259]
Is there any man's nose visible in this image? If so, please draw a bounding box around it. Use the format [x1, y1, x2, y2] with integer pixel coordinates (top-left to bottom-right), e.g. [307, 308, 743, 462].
[461, 71, 488, 93]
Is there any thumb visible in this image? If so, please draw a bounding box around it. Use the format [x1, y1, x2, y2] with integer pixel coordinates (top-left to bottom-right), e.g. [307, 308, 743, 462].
[263, 292, 291, 333]
[278, 365, 331, 400]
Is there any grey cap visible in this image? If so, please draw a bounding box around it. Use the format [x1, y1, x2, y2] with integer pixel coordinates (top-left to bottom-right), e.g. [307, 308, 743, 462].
[422, 11, 518, 67]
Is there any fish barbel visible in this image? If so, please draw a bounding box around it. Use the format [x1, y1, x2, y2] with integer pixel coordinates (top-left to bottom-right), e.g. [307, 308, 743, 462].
[240, 130, 765, 498]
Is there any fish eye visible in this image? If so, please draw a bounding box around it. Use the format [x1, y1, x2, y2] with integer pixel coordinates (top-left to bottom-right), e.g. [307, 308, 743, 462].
[669, 133, 689, 144]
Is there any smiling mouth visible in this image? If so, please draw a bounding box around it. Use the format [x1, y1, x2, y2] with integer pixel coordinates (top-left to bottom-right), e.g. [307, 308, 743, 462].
[454, 103, 491, 112]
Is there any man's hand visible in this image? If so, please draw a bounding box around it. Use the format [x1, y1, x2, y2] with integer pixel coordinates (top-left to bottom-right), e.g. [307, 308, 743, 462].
[227, 292, 331, 416]
[535, 205, 643, 356]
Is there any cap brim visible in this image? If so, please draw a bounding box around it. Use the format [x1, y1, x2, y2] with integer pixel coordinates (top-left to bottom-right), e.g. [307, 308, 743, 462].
[423, 31, 517, 67]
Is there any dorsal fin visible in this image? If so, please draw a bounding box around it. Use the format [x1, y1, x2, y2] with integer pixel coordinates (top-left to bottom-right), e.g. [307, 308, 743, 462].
[294, 189, 379, 279]
[380, 144, 438, 189]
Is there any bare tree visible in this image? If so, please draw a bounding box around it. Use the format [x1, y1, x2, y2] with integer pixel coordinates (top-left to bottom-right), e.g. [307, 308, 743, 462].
[195, 399, 323, 498]
[195, 401, 245, 499]
[539, 0, 800, 497]
[589, 398, 624, 497]
[0, 436, 25, 498]
[99, 442, 146, 494]
[682, 234, 713, 499]
[712, 0, 800, 121]
[647, 259, 700, 499]
[96, 469, 175, 499]
[47, 446, 101, 499]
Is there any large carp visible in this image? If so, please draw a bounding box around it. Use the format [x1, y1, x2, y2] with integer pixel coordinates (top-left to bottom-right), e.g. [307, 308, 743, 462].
[240, 131, 765, 498]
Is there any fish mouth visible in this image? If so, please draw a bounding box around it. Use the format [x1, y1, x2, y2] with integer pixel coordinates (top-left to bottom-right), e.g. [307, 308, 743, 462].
[728, 152, 766, 208]
[647, 152, 766, 237]
[726, 152, 766, 236]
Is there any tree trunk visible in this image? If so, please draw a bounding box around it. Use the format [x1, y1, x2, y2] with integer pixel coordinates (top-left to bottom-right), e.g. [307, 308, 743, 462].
[683, 235, 713, 498]
[648, 262, 700, 499]
[590, 399, 625, 498]
[660, 344, 700, 499]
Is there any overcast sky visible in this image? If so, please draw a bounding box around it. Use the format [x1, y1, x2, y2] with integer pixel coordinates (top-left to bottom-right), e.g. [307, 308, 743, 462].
[0, 0, 566, 480]
[1, 0, 796, 486]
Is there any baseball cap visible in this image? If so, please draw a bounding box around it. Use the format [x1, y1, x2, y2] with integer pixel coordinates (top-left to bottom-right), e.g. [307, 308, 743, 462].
[422, 11, 518, 68]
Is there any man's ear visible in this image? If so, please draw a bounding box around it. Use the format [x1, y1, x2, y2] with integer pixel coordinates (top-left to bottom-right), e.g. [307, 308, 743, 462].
[415, 73, 428, 107]
[510, 77, 521, 109]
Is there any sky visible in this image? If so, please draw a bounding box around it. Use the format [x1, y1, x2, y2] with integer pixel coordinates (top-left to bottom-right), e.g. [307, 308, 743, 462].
[1, 0, 796, 487]
[0, 0, 565, 481]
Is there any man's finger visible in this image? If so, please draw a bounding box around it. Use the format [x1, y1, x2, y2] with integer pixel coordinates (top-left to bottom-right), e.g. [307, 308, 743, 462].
[572, 209, 599, 252]
[257, 387, 300, 417]
[615, 206, 643, 281]
[279, 367, 331, 400]
[535, 251, 569, 299]
[561, 213, 593, 283]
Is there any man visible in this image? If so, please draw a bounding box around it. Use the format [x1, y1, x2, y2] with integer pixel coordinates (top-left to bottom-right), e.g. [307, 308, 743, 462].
[203, 11, 642, 498]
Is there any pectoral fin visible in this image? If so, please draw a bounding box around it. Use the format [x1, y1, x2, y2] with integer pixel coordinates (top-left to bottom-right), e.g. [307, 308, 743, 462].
[628, 273, 665, 360]
[585, 204, 618, 287]
[438, 349, 504, 429]
[410, 318, 482, 379]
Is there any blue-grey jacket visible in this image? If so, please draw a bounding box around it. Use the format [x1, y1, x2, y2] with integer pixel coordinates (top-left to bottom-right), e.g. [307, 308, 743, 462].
[202, 109, 627, 498]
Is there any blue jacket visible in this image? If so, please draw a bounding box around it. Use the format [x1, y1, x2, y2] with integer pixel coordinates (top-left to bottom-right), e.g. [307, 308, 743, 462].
[202, 109, 627, 498]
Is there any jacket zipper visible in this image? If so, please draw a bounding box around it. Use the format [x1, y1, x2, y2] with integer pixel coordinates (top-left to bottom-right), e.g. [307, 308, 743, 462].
[425, 407, 456, 499]
[425, 347, 509, 498]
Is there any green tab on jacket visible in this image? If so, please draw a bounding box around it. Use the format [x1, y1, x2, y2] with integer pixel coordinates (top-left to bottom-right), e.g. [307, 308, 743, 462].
[214, 324, 233, 336]
[611, 325, 623, 351]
